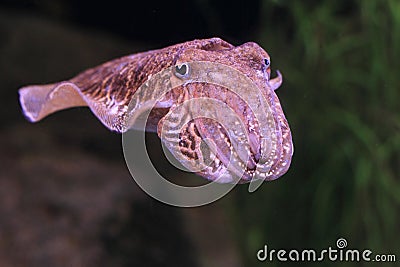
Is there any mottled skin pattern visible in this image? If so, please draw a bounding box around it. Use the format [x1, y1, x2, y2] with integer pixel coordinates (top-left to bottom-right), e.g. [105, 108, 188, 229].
[167, 45, 292, 182]
[19, 38, 293, 183]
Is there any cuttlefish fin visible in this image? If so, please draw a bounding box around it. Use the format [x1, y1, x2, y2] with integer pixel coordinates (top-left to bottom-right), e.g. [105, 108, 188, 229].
[19, 82, 88, 122]
[19, 82, 126, 132]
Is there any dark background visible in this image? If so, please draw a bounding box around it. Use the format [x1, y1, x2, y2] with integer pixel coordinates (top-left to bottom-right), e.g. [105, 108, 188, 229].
[0, 0, 399, 266]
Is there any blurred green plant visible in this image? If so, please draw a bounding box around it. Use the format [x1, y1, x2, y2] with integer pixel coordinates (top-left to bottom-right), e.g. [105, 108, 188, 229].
[227, 0, 400, 266]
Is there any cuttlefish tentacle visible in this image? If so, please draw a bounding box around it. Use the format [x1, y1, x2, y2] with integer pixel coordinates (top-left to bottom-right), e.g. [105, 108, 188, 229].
[18, 37, 293, 183]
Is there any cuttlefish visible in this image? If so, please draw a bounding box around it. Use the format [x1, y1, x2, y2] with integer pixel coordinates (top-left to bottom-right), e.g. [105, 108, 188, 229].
[19, 38, 293, 183]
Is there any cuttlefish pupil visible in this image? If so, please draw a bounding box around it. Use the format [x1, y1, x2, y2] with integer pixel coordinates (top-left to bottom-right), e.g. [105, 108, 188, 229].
[18, 37, 293, 183]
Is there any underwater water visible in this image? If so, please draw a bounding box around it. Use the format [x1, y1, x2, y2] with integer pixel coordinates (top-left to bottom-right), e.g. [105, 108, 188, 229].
[0, 0, 399, 266]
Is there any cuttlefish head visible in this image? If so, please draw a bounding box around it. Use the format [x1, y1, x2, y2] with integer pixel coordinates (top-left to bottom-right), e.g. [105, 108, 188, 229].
[175, 41, 283, 92]
[157, 40, 292, 183]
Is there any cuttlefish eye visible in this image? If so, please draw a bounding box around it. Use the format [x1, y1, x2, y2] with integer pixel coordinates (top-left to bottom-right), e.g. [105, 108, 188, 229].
[264, 58, 270, 67]
[174, 63, 190, 78]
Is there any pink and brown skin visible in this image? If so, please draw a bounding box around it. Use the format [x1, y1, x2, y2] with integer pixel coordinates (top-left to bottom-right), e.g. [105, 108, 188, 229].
[19, 38, 293, 183]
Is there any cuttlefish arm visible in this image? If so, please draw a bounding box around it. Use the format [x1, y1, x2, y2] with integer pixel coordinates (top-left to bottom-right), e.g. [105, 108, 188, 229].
[269, 70, 283, 91]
